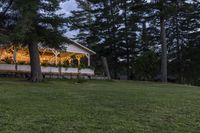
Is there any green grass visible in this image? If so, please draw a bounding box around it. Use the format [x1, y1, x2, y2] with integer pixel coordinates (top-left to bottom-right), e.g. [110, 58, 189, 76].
[0, 78, 200, 133]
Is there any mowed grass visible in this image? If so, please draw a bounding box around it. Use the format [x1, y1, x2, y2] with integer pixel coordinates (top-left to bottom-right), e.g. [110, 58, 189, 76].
[0, 78, 200, 133]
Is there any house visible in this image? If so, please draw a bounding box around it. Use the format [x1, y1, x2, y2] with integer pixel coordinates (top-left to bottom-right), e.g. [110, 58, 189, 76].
[0, 39, 96, 77]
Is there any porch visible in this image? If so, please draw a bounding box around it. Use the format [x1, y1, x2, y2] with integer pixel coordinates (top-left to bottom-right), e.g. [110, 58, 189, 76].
[0, 43, 95, 76]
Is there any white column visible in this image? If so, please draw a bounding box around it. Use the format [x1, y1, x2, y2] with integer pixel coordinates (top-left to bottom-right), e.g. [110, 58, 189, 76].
[78, 59, 80, 66]
[51, 49, 60, 66]
[13, 47, 17, 63]
[0, 48, 2, 61]
[55, 55, 58, 65]
[13, 46, 18, 71]
[86, 54, 90, 67]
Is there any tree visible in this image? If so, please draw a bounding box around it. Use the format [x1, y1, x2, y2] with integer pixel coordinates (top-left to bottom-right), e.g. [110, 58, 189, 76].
[119, 0, 143, 79]
[68, 0, 145, 79]
[151, 0, 168, 82]
[68, 0, 121, 78]
[67, 0, 94, 45]
[0, 0, 68, 82]
[148, 0, 177, 82]
[0, 0, 14, 43]
[135, 50, 159, 81]
[67, 0, 199, 84]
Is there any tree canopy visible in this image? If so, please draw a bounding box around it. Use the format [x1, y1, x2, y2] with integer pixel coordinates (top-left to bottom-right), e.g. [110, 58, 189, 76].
[67, 0, 200, 84]
[0, 0, 69, 81]
[1, 0, 199, 84]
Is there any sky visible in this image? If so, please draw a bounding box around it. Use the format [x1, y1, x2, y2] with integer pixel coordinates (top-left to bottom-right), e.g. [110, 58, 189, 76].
[59, 0, 78, 37]
[60, 0, 152, 37]
[60, 0, 77, 17]
[60, 0, 151, 16]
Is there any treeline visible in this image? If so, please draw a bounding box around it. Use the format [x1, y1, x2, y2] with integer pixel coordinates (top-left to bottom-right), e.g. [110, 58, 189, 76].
[67, 0, 200, 84]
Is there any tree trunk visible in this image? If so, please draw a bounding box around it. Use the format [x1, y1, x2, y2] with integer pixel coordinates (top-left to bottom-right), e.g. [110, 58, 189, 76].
[109, 0, 118, 79]
[124, 0, 130, 80]
[28, 43, 43, 82]
[175, 1, 183, 83]
[102, 56, 111, 80]
[160, 17, 168, 83]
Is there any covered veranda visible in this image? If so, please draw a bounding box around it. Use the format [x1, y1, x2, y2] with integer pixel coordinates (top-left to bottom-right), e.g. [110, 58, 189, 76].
[0, 42, 95, 76]
[0, 45, 91, 67]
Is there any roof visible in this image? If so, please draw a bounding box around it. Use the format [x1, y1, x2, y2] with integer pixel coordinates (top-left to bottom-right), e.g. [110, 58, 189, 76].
[0, 38, 96, 55]
[67, 38, 96, 55]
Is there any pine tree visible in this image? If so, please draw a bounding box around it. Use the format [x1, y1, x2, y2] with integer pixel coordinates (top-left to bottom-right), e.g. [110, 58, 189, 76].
[67, 0, 199, 83]
[68, 0, 122, 78]
[68, 0, 146, 79]
[0, 0, 68, 82]
[67, 0, 95, 46]
[0, 0, 15, 43]
[148, 0, 177, 82]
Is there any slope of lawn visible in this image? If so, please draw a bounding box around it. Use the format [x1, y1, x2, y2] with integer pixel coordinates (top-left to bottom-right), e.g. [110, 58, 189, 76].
[0, 78, 200, 132]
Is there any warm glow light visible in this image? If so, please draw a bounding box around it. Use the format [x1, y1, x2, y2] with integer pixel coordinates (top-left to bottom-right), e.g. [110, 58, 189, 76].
[0, 45, 87, 66]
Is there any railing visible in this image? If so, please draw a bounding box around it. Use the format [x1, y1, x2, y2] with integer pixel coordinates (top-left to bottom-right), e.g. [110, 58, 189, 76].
[0, 64, 95, 75]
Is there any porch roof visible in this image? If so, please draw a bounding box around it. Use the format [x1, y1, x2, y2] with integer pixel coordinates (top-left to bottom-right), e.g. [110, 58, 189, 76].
[66, 38, 96, 55]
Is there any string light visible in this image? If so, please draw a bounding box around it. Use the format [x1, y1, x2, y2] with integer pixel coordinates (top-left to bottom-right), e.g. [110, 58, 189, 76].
[0, 45, 87, 66]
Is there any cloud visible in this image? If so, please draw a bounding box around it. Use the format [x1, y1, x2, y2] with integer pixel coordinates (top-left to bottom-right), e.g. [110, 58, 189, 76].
[59, 0, 77, 17]
[57, 0, 78, 37]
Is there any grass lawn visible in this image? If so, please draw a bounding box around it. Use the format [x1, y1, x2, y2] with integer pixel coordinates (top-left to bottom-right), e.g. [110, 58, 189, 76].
[0, 78, 200, 132]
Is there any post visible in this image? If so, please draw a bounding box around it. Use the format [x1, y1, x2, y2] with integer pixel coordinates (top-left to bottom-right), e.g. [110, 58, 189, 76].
[101, 56, 111, 80]
[78, 59, 80, 66]
[160, 13, 168, 83]
[58, 56, 62, 76]
[0, 48, 2, 62]
[13, 46, 18, 71]
[51, 49, 60, 66]
[86, 54, 91, 66]
[55, 55, 58, 66]
[76, 55, 82, 66]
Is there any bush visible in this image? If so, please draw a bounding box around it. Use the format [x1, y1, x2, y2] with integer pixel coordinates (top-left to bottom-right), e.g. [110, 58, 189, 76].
[41, 62, 48, 67]
[18, 61, 26, 65]
[4, 58, 12, 64]
[63, 60, 70, 67]
[80, 56, 88, 68]
[134, 51, 159, 81]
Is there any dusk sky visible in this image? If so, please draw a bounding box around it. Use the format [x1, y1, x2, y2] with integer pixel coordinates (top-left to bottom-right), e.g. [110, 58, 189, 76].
[59, 0, 152, 37]
[60, 0, 77, 37]
[60, 0, 77, 17]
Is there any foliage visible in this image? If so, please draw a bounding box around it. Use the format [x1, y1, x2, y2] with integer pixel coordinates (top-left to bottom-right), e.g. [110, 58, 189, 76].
[80, 56, 87, 68]
[41, 62, 49, 67]
[0, 0, 69, 47]
[134, 51, 159, 81]
[1, 0, 199, 84]
[70, 59, 78, 68]
[18, 61, 26, 65]
[67, 0, 200, 84]
[0, 0, 70, 81]
[3, 57, 12, 64]
[67, 0, 145, 79]
[69, 55, 78, 68]
[0, 34, 10, 44]
[62, 60, 70, 68]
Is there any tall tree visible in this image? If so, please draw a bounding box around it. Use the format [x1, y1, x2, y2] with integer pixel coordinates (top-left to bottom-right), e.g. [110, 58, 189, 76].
[0, 0, 68, 82]
[149, 0, 176, 82]
[68, 0, 145, 79]
[0, 0, 14, 43]
[68, 0, 122, 78]
[152, 0, 168, 82]
[67, 0, 200, 84]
